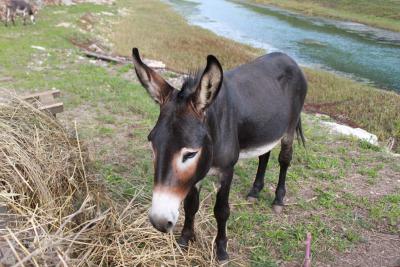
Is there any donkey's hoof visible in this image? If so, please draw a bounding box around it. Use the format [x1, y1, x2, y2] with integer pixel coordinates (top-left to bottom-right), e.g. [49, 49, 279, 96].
[217, 250, 229, 263]
[272, 204, 284, 214]
[246, 188, 260, 202]
[247, 196, 258, 202]
[178, 237, 189, 249]
[178, 233, 195, 249]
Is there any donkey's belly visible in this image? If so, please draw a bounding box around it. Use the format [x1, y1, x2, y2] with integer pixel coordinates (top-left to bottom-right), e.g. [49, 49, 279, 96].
[239, 138, 281, 159]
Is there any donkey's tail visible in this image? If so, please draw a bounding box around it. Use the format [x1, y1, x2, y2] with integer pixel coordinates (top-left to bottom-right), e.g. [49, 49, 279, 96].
[296, 116, 306, 148]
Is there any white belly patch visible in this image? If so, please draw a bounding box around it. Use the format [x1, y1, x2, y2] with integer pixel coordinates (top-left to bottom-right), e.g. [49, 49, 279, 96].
[239, 138, 281, 159]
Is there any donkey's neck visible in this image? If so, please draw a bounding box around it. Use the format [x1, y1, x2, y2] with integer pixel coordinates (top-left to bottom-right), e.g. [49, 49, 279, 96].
[205, 82, 240, 167]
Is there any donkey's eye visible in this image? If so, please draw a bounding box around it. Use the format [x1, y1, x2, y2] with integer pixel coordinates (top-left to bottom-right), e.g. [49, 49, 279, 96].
[182, 151, 198, 163]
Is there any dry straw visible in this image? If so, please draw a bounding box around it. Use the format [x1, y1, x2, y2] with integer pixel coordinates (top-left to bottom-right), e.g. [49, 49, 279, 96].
[0, 97, 222, 266]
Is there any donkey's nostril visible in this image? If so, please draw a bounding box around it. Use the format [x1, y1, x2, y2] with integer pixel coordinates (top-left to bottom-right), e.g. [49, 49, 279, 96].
[149, 214, 175, 233]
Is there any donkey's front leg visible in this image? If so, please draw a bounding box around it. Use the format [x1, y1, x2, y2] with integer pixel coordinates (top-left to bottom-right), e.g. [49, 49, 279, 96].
[178, 185, 200, 247]
[214, 167, 233, 261]
[5, 9, 10, 27]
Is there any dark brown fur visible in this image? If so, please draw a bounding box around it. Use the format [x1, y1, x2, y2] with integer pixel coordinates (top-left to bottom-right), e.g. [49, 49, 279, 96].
[132, 48, 307, 261]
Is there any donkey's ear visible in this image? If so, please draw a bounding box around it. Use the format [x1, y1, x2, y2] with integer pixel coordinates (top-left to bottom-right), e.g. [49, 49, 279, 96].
[132, 48, 174, 105]
[192, 55, 223, 112]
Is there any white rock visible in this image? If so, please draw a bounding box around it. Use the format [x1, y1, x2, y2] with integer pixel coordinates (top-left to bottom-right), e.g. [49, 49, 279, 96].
[31, 45, 46, 51]
[118, 8, 130, 16]
[101, 11, 114, 16]
[56, 22, 72, 28]
[73, 0, 114, 4]
[61, 0, 75, 5]
[143, 59, 165, 69]
[321, 121, 378, 145]
[88, 43, 103, 53]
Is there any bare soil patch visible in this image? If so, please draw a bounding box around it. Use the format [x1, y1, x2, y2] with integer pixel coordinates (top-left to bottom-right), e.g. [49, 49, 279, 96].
[304, 102, 359, 128]
[342, 170, 400, 198]
[325, 232, 400, 267]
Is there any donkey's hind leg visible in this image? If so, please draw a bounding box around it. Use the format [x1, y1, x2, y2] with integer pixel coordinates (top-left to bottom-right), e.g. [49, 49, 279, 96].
[5, 8, 10, 26]
[272, 135, 294, 214]
[247, 152, 270, 201]
[11, 13, 15, 26]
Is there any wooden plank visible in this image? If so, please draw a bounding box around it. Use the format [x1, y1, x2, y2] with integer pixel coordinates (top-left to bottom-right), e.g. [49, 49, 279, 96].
[38, 102, 64, 115]
[81, 48, 186, 74]
[21, 90, 64, 115]
[22, 90, 61, 102]
[39, 93, 55, 105]
[0, 77, 13, 83]
[83, 50, 128, 64]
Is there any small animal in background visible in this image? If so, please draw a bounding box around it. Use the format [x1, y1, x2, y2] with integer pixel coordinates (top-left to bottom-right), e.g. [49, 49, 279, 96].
[5, 0, 37, 26]
[0, 2, 6, 22]
[0, 8, 4, 23]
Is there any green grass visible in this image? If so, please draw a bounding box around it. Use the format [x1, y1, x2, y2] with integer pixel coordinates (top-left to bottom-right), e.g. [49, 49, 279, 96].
[96, 114, 117, 124]
[0, 1, 399, 265]
[370, 194, 400, 231]
[249, 0, 400, 32]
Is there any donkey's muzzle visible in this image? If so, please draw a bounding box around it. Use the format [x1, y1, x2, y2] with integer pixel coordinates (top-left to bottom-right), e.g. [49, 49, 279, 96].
[149, 215, 174, 233]
[148, 190, 181, 233]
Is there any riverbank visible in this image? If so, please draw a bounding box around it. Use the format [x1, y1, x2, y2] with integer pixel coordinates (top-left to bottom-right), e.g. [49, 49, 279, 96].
[248, 0, 400, 32]
[112, 0, 400, 152]
[111, 0, 261, 70]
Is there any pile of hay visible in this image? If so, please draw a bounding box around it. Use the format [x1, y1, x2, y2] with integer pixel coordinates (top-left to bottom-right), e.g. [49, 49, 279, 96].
[0, 98, 217, 266]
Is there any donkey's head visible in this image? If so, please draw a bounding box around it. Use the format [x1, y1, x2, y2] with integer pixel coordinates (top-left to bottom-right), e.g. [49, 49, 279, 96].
[132, 48, 223, 233]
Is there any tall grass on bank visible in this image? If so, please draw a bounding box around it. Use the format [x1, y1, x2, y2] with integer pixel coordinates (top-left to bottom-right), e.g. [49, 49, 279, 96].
[248, 0, 400, 32]
[111, 0, 400, 152]
[0, 98, 219, 266]
[304, 68, 400, 150]
[111, 0, 261, 71]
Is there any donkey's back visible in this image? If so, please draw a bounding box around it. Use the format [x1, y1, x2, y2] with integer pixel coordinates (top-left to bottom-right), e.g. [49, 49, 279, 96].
[223, 52, 307, 153]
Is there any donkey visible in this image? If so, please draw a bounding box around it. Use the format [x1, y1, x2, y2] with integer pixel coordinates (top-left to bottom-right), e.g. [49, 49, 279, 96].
[131, 48, 307, 261]
[5, 0, 37, 26]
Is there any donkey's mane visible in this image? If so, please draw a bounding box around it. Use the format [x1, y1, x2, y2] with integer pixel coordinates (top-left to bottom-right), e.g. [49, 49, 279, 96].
[177, 69, 203, 99]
